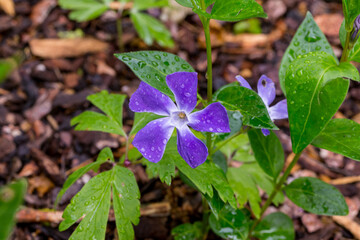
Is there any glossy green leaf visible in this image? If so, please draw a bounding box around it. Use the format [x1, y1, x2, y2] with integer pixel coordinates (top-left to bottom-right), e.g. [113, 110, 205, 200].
[60, 165, 140, 240]
[248, 129, 284, 179]
[349, 36, 360, 62]
[71, 91, 127, 136]
[115, 51, 194, 98]
[209, 205, 251, 240]
[177, 158, 237, 209]
[143, 138, 177, 185]
[112, 166, 141, 239]
[253, 212, 295, 240]
[312, 118, 360, 161]
[342, 0, 360, 31]
[59, 0, 108, 22]
[133, 0, 168, 10]
[130, 12, 174, 48]
[0, 179, 27, 240]
[285, 177, 348, 216]
[340, 20, 347, 48]
[215, 110, 243, 143]
[171, 222, 203, 240]
[227, 163, 284, 218]
[210, 0, 267, 22]
[204, 189, 225, 219]
[130, 112, 162, 136]
[214, 85, 277, 130]
[212, 151, 227, 173]
[55, 148, 113, 207]
[279, 12, 336, 94]
[175, 0, 213, 8]
[286, 51, 359, 153]
[219, 134, 254, 163]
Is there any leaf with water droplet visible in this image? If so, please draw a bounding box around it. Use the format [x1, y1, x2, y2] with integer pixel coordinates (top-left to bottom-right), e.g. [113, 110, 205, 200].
[171, 221, 203, 240]
[285, 177, 348, 215]
[285, 51, 359, 153]
[279, 12, 336, 94]
[253, 212, 295, 240]
[115, 51, 194, 99]
[312, 118, 360, 161]
[71, 91, 127, 137]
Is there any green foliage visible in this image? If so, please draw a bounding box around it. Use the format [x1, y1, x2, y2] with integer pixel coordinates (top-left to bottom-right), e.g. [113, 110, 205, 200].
[215, 109, 243, 143]
[342, 0, 360, 31]
[171, 222, 203, 240]
[312, 119, 360, 161]
[215, 85, 278, 130]
[130, 112, 162, 136]
[131, 12, 174, 48]
[210, 0, 267, 22]
[248, 129, 284, 179]
[204, 189, 225, 219]
[133, 0, 168, 11]
[284, 177, 348, 216]
[279, 12, 336, 94]
[209, 205, 251, 240]
[0, 179, 27, 240]
[58, 0, 109, 22]
[233, 19, 262, 34]
[219, 134, 255, 163]
[55, 148, 114, 207]
[349, 36, 360, 62]
[71, 91, 127, 137]
[227, 163, 284, 218]
[253, 212, 295, 240]
[59, 163, 140, 240]
[285, 51, 359, 153]
[0, 57, 17, 84]
[115, 51, 195, 98]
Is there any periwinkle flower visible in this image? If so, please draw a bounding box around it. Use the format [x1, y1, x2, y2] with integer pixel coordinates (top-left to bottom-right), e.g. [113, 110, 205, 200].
[130, 72, 230, 168]
[352, 15, 360, 41]
[236, 75, 288, 136]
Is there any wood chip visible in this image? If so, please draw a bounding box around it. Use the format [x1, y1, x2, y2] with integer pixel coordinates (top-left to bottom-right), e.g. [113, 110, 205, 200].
[30, 148, 62, 184]
[0, 0, 15, 16]
[332, 216, 360, 239]
[30, 0, 56, 27]
[330, 176, 360, 185]
[30, 38, 108, 59]
[28, 175, 55, 197]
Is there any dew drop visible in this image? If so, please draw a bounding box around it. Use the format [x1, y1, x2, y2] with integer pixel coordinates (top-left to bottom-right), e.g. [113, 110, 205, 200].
[138, 61, 146, 68]
[164, 61, 170, 66]
[154, 55, 161, 60]
[122, 56, 131, 61]
[305, 29, 321, 42]
[181, 64, 189, 69]
[294, 41, 300, 46]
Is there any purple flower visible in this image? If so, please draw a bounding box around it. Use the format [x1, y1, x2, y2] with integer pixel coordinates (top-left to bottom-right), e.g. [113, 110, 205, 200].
[236, 75, 288, 136]
[352, 15, 360, 40]
[130, 72, 231, 168]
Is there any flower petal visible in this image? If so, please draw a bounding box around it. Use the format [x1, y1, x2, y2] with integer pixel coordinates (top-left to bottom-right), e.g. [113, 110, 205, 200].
[261, 129, 270, 136]
[188, 102, 230, 133]
[129, 82, 177, 116]
[166, 72, 198, 114]
[133, 118, 174, 163]
[236, 75, 252, 90]
[257, 75, 276, 106]
[269, 99, 288, 120]
[177, 126, 208, 168]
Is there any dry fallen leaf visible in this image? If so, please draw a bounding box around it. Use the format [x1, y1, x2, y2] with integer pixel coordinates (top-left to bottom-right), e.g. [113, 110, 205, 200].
[30, 38, 108, 59]
[0, 0, 15, 16]
[28, 175, 55, 197]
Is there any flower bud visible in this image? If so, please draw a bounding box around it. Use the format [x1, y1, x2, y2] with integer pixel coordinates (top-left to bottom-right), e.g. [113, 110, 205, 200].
[351, 15, 360, 41]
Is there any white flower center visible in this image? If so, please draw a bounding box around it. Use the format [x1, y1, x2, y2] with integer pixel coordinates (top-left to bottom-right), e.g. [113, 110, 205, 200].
[170, 111, 189, 128]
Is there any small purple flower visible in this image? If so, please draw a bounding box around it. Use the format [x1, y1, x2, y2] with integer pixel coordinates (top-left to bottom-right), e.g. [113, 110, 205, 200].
[130, 72, 231, 168]
[236, 75, 288, 136]
[352, 15, 360, 41]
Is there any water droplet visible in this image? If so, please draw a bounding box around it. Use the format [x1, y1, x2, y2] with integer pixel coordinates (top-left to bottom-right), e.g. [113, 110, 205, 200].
[164, 61, 170, 66]
[174, 56, 180, 62]
[154, 55, 161, 60]
[294, 41, 300, 46]
[315, 46, 321, 50]
[85, 201, 90, 206]
[305, 29, 321, 42]
[151, 61, 159, 67]
[151, 147, 155, 151]
[122, 56, 131, 61]
[140, 52, 148, 57]
[290, 101, 294, 104]
[137, 61, 146, 68]
[181, 64, 189, 69]
[163, 52, 168, 56]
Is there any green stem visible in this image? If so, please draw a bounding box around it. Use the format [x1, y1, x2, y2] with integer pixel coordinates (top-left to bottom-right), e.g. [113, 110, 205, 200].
[201, 196, 210, 240]
[247, 151, 303, 239]
[202, 20, 213, 102]
[211, 130, 242, 155]
[116, 10, 124, 52]
[340, 30, 351, 63]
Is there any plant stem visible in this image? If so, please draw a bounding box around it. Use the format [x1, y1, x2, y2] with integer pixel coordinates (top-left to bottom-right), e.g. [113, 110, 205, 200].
[201, 196, 210, 240]
[340, 31, 351, 63]
[247, 151, 303, 239]
[116, 10, 124, 52]
[202, 21, 213, 102]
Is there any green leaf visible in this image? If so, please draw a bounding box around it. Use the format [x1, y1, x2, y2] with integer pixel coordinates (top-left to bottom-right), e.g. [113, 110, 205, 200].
[214, 85, 277, 130]
[285, 177, 348, 216]
[112, 166, 141, 239]
[210, 0, 267, 22]
[171, 222, 203, 240]
[59, 0, 108, 22]
[130, 112, 162, 136]
[312, 118, 360, 161]
[286, 51, 359, 153]
[204, 189, 225, 219]
[130, 12, 174, 48]
[349, 36, 360, 62]
[0, 57, 17, 84]
[71, 91, 127, 136]
[176, 159, 237, 209]
[115, 51, 194, 98]
[342, 0, 360, 31]
[175, 0, 200, 8]
[60, 165, 140, 240]
[227, 163, 284, 218]
[0, 179, 27, 240]
[133, 0, 168, 10]
[209, 205, 251, 240]
[279, 12, 336, 94]
[55, 148, 113, 207]
[215, 110, 243, 143]
[248, 129, 284, 179]
[253, 212, 295, 240]
[340, 20, 347, 48]
[219, 133, 254, 163]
